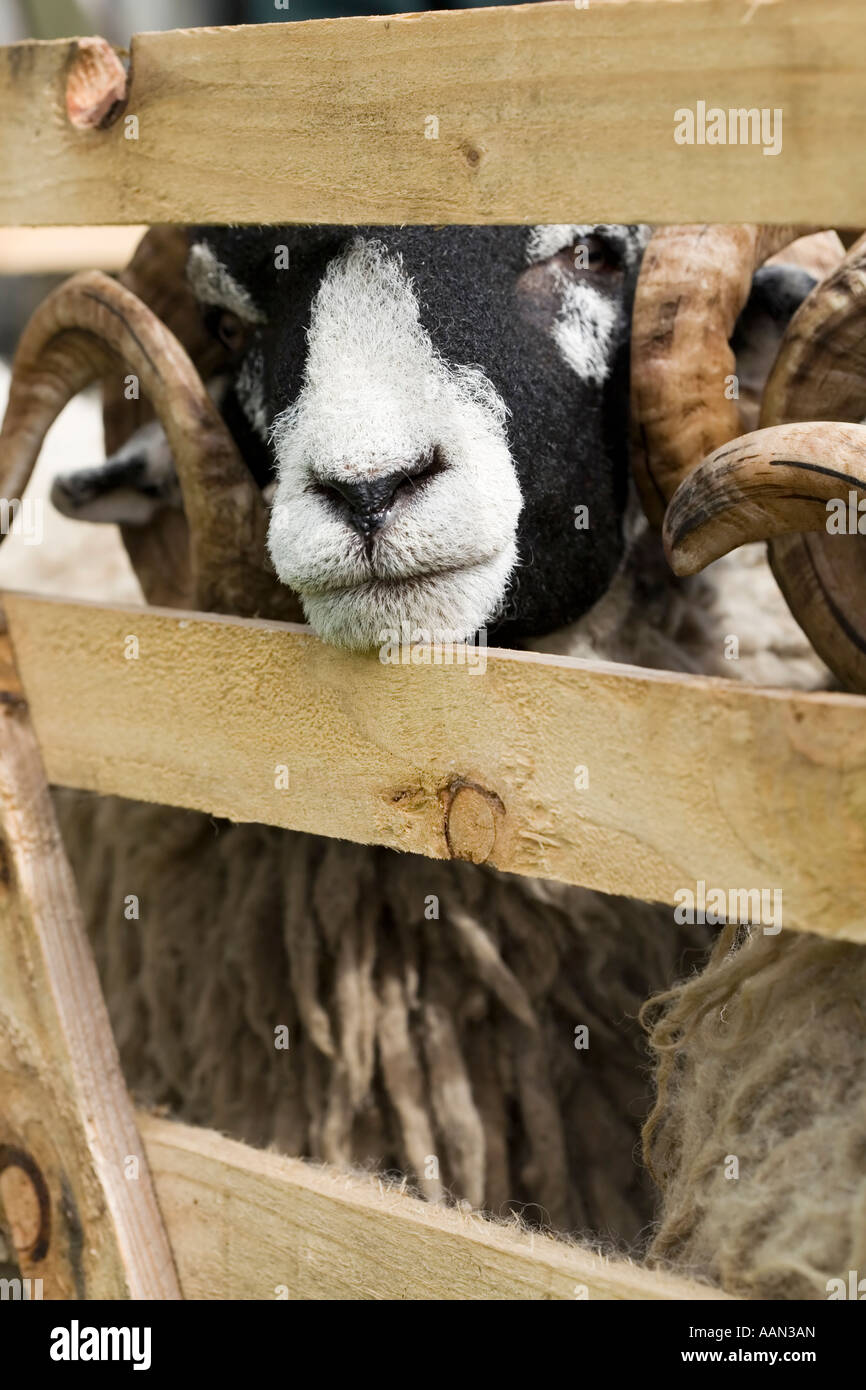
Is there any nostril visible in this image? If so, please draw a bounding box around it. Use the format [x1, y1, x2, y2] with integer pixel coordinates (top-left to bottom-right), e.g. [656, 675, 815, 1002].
[325, 473, 403, 520]
[313, 449, 448, 537]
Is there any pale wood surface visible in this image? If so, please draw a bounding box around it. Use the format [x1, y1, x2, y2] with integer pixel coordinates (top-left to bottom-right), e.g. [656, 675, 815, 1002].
[0, 622, 180, 1299]
[5, 589, 866, 943]
[140, 1112, 727, 1300]
[1, 1, 865, 226]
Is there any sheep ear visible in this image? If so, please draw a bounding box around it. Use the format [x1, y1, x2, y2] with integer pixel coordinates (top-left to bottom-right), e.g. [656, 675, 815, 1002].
[731, 264, 818, 432]
[51, 430, 181, 526]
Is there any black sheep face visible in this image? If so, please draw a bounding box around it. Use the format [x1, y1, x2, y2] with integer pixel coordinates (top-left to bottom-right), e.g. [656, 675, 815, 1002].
[188, 224, 648, 650]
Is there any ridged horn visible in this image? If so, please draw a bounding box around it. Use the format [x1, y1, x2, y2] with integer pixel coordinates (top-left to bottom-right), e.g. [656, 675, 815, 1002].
[0, 268, 284, 617]
[631, 224, 804, 527]
[663, 233, 866, 691]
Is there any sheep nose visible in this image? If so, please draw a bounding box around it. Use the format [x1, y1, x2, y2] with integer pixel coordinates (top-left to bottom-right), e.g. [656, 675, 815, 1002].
[318, 469, 412, 537]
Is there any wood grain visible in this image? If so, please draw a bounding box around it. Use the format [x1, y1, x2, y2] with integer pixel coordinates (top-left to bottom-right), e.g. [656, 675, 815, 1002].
[0, 624, 180, 1299]
[1, 1, 865, 226]
[5, 589, 866, 943]
[139, 1112, 727, 1300]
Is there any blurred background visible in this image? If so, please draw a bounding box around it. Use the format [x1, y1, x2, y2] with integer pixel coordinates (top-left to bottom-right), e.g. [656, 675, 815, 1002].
[0, 0, 509, 43]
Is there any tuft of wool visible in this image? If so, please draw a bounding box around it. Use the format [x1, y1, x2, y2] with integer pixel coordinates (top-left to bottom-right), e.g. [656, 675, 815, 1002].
[641, 924, 866, 1299]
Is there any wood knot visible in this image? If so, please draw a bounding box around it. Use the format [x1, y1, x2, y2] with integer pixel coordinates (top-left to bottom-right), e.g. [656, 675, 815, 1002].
[443, 780, 504, 864]
[0, 1146, 51, 1261]
[65, 37, 128, 131]
[460, 140, 483, 168]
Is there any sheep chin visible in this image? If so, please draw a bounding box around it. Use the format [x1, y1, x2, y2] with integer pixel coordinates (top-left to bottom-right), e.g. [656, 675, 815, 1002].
[296, 545, 517, 654]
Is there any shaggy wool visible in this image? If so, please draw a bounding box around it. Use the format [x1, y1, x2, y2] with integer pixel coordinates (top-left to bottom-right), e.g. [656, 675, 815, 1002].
[55, 785, 707, 1244]
[642, 924, 866, 1299]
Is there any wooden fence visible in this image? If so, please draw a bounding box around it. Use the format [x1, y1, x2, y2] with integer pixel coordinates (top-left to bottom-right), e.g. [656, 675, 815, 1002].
[0, 0, 864, 1300]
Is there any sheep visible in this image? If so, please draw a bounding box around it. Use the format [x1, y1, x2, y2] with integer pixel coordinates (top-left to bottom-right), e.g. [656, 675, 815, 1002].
[1, 222, 859, 1286]
[55, 223, 654, 644]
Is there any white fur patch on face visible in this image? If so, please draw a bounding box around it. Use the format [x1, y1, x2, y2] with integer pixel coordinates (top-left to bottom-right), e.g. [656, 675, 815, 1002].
[552, 278, 620, 386]
[186, 242, 267, 324]
[524, 225, 651, 387]
[267, 237, 522, 651]
[235, 346, 269, 441]
[526, 224, 651, 272]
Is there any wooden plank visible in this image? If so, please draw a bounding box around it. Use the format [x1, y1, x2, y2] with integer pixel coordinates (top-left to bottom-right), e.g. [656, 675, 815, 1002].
[1, 1, 865, 226]
[0, 226, 146, 274]
[5, 589, 866, 943]
[0, 621, 180, 1299]
[139, 1112, 727, 1300]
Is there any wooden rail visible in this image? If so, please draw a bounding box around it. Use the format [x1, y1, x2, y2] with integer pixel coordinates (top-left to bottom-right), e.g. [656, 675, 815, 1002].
[1, 1, 865, 226]
[140, 1113, 727, 1300]
[0, 628, 179, 1299]
[6, 589, 866, 944]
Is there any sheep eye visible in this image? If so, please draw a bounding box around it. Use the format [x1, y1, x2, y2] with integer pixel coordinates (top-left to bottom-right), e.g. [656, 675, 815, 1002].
[203, 306, 247, 353]
[571, 234, 621, 275]
[215, 310, 246, 352]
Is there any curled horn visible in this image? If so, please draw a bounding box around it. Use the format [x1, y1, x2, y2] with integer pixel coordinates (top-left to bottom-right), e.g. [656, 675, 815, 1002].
[663, 422, 866, 568]
[664, 233, 866, 692]
[0, 262, 297, 620]
[631, 224, 803, 527]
